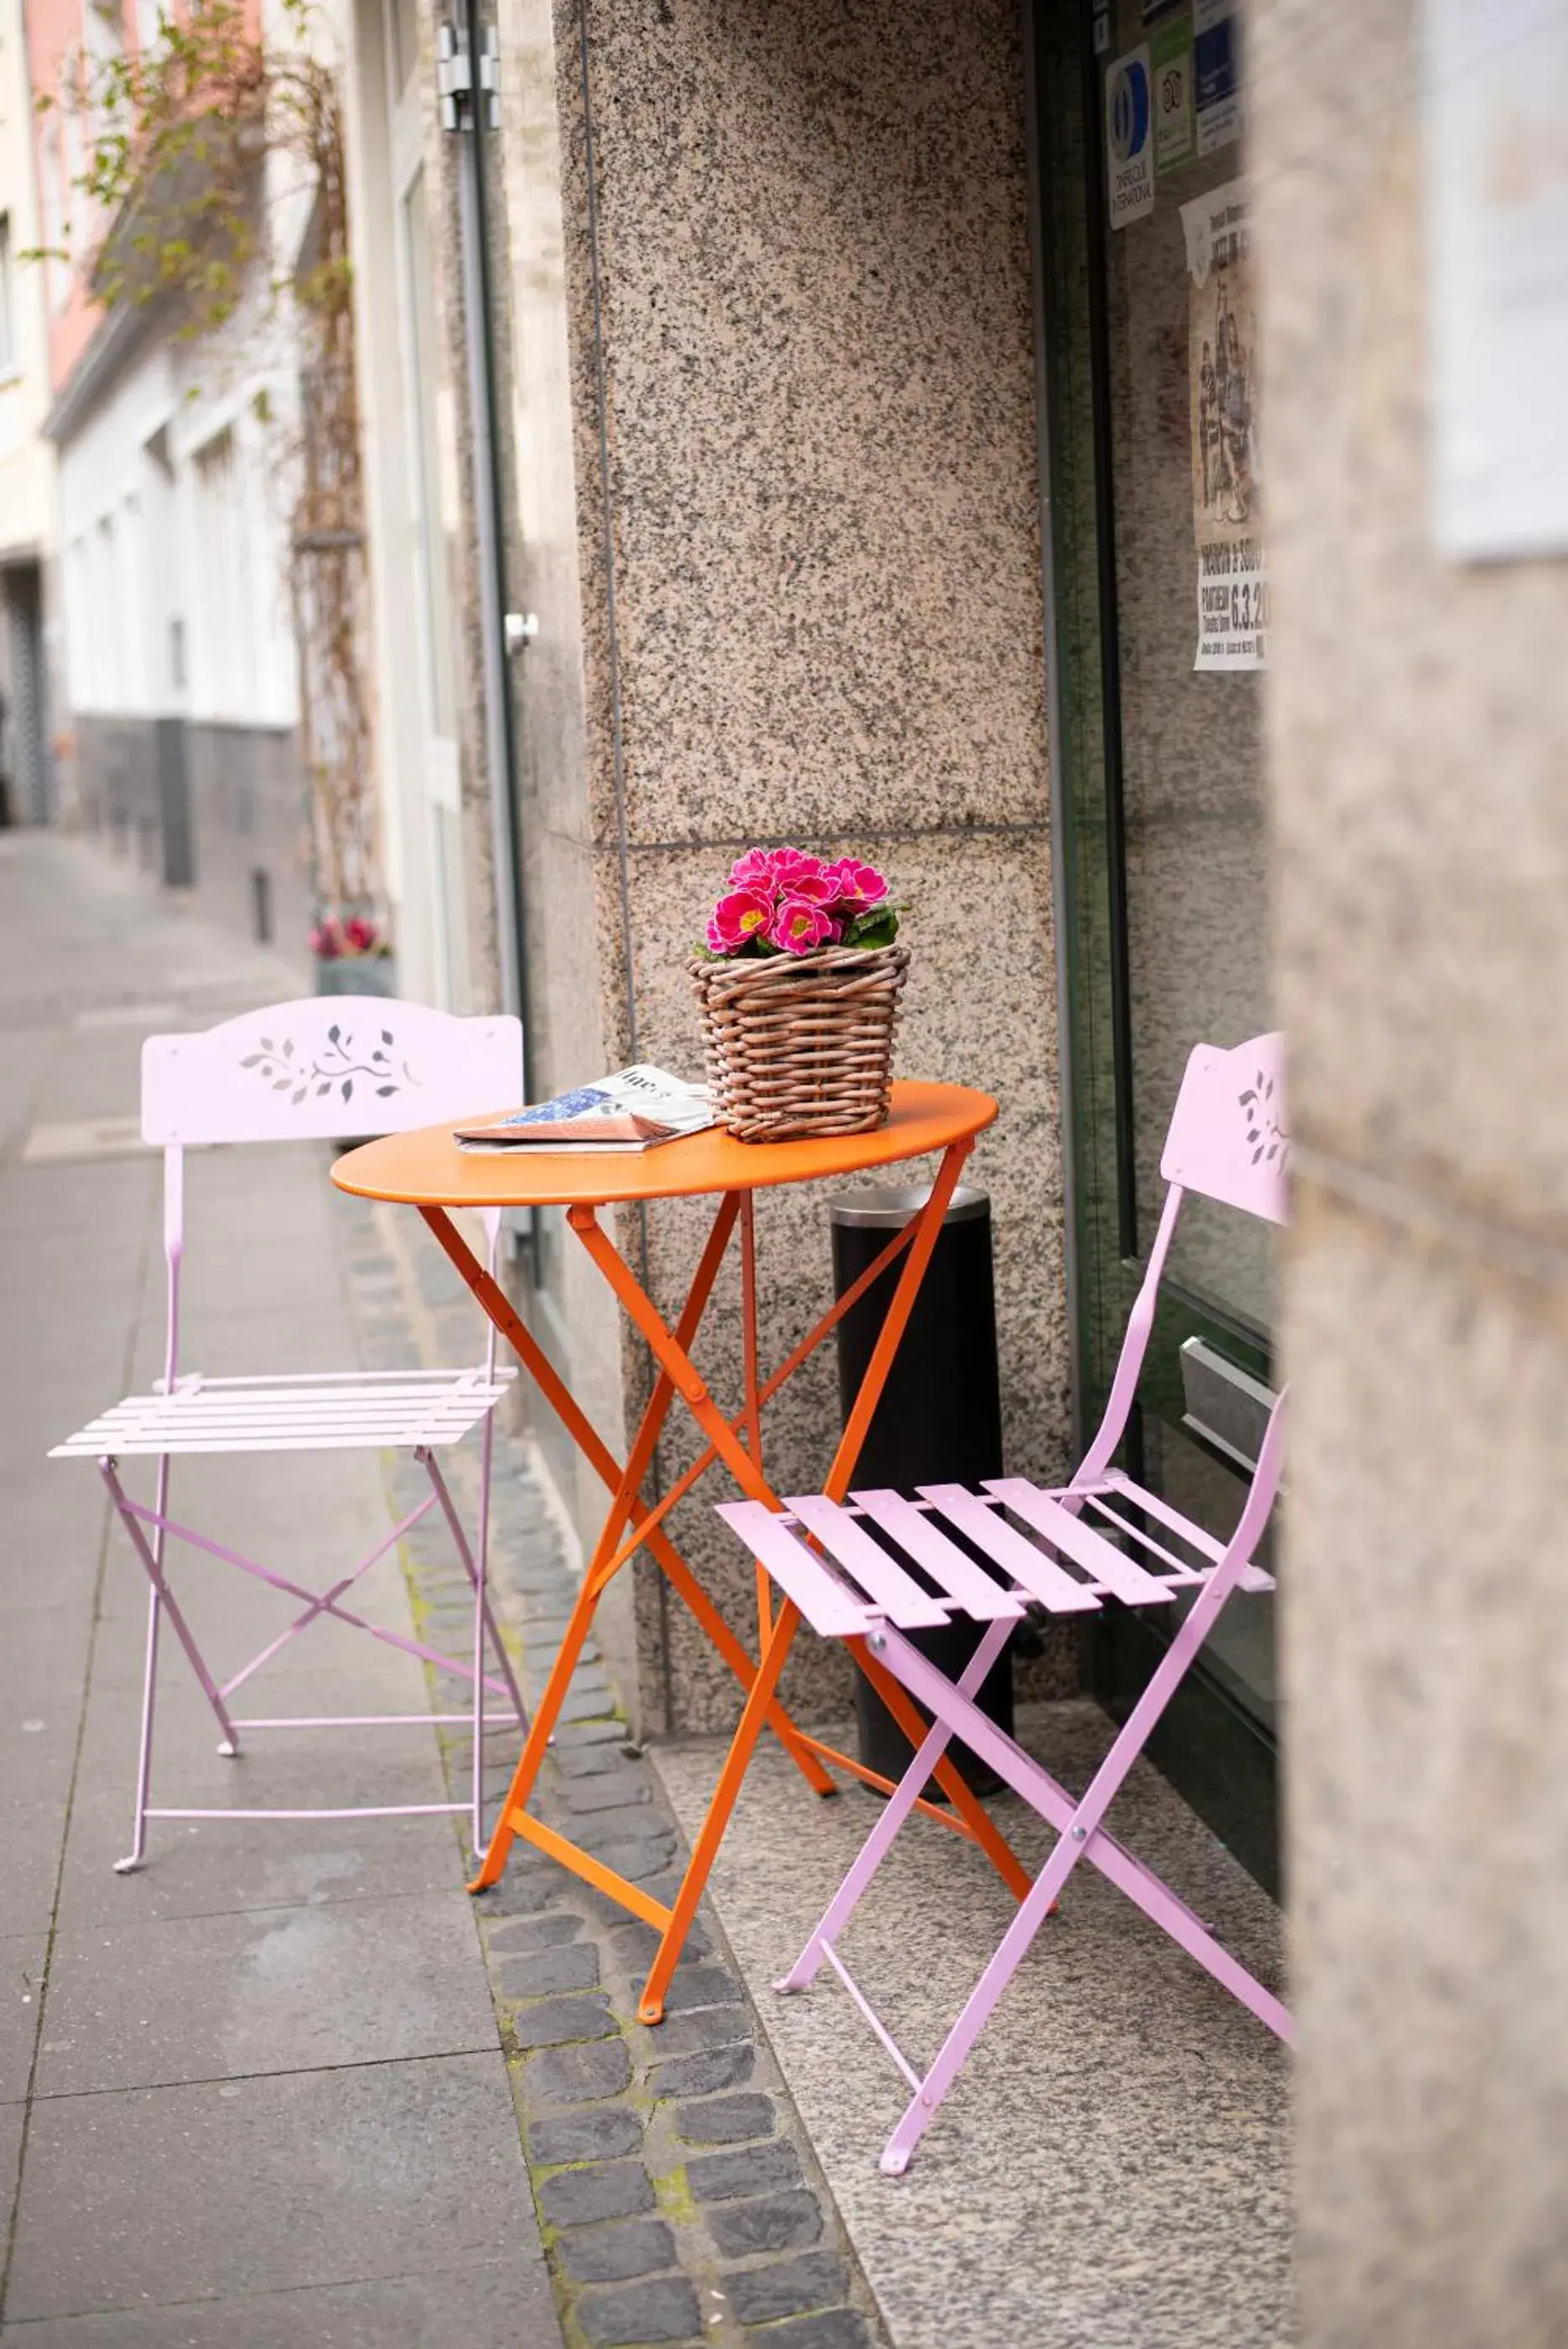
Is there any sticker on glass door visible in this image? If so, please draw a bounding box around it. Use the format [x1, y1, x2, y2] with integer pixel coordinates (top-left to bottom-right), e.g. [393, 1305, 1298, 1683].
[1106, 47, 1156, 228]
[1183, 176, 1267, 669]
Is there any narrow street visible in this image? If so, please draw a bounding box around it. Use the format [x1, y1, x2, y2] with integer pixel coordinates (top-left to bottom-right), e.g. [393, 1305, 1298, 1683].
[0, 836, 559, 2345]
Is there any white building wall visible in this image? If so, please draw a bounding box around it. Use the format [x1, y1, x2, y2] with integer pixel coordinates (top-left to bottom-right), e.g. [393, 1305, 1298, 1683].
[56, 317, 300, 732]
[0, 0, 55, 560]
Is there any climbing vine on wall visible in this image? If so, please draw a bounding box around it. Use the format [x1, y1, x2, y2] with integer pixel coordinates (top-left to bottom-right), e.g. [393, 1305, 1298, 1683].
[43, 0, 383, 929]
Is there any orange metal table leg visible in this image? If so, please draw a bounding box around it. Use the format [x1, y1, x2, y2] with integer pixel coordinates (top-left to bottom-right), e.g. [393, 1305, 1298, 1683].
[419, 1202, 832, 1889]
[570, 1148, 1030, 1904]
[638, 1597, 805, 2023]
[467, 1560, 600, 1890]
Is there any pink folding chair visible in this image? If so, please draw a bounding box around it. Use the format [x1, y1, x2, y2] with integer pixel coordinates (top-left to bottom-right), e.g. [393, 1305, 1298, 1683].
[51, 996, 528, 1870]
[716, 1033, 1292, 2172]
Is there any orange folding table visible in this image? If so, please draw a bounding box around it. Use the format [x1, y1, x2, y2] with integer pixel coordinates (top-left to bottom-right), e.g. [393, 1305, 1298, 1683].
[332, 1079, 1029, 2021]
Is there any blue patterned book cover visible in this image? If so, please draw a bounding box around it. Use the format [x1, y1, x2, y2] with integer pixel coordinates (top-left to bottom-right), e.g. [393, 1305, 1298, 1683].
[454, 1067, 713, 1153]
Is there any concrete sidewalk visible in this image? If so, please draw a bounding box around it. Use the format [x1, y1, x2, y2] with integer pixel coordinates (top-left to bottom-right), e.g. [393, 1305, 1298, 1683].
[0, 837, 559, 2346]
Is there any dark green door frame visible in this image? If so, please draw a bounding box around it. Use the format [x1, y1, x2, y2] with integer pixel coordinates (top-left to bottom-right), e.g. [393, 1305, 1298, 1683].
[1023, 0, 1280, 1897]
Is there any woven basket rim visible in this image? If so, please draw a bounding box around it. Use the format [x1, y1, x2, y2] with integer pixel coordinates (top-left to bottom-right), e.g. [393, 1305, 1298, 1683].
[689, 941, 909, 989]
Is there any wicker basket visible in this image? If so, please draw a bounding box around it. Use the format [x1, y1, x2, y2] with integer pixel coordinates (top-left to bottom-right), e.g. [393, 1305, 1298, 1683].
[690, 942, 910, 1143]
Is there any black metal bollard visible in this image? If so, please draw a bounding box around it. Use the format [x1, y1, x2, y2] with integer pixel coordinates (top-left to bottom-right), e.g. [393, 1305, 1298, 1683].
[828, 1185, 1014, 1794]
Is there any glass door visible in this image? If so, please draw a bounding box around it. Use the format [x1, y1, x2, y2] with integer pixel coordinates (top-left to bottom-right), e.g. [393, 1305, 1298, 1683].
[1032, 0, 1279, 1889]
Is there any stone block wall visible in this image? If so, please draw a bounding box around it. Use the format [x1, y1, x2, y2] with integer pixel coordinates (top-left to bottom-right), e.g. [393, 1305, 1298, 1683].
[508, 0, 1068, 1734]
[1255, 4, 1568, 2340]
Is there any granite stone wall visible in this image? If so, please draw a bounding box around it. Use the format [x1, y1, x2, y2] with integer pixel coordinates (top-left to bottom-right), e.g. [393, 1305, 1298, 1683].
[524, 0, 1068, 1735]
[1254, 4, 1568, 2340]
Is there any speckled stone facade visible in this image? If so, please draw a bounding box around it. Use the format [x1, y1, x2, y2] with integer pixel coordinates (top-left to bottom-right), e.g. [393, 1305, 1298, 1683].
[1255, 4, 1568, 2341]
[492, 0, 1067, 1733]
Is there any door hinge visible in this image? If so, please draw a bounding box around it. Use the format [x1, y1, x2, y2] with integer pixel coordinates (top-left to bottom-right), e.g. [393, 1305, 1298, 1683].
[437, 19, 499, 131]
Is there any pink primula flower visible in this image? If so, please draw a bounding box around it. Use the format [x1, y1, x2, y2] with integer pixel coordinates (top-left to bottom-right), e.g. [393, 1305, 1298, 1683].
[822, 857, 888, 909]
[727, 848, 776, 891]
[708, 887, 775, 950]
[766, 846, 824, 888]
[788, 869, 845, 905]
[770, 896, 837, 955]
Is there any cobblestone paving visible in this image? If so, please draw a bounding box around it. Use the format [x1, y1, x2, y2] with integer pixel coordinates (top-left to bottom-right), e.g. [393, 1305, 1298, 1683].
[336, 1186, 889, 2349]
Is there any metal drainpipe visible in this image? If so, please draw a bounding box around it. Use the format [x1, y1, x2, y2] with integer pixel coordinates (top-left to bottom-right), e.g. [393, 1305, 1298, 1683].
[443, 0, 529, 1053]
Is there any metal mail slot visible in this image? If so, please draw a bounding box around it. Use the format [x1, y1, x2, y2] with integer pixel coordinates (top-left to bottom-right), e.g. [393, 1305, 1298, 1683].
[1179, 1336, 1276, 1475]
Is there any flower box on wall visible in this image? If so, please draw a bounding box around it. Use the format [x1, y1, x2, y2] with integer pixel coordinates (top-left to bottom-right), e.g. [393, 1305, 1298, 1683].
[315, 956, 399, 998]
[310, 909, 396, 999]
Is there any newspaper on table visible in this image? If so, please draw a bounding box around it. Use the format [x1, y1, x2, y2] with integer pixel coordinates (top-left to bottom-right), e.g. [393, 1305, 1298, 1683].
[454, 1066, 716, 1154]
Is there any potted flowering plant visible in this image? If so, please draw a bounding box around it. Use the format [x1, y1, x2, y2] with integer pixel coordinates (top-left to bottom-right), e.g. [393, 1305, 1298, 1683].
[690, 846, 909, 1142]
[310, 909, 398, 998]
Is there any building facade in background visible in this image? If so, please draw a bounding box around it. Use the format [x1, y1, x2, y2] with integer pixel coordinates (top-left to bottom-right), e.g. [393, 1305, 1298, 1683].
[0, 0, 59, 826]
[25, 0, 313, 950]
[25, 0, 480, 1006]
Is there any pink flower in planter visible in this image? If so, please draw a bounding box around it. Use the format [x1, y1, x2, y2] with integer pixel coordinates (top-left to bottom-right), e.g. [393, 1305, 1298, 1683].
[822, 857, 888, 909]
[766, 846, 825, 888]
[788, 868, 847, 906]
[770, 896, 838, 955]
[708, 887, 776, 951]
[727, 848, 776, 890]
[343, 916, 380, 955]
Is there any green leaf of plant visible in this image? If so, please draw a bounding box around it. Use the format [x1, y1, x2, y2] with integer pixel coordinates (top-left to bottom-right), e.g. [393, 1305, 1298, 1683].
[846, 909, 899, 949]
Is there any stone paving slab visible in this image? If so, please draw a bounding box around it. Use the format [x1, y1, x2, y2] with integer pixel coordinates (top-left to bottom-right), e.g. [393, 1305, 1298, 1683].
[0, 1940, 44, 2107]
[0, 1805, 71, 1945]
[5, 2053, 523, 2323]
[0, 2255, 553, 2348]
[34, 1891, 498, 2095]
[53, 1711, 466, 1930]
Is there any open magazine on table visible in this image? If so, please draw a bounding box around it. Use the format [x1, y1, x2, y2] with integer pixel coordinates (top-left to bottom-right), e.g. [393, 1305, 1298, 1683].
[453, 1065, 716, 1154]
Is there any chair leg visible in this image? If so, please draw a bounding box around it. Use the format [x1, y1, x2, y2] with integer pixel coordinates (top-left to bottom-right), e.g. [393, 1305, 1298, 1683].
[116, 1577, 162, 1874]
[471, 1411, 493, 1857]
[779, 1613, 1018, 1993]
[102, 1459, 238, 1757]
[873, 1555, 1272, 2172]
[638, 1600, 803, 2024]
[419, 1444, 527, 1857]
[880, 1799, 1081, 2175]
[104, 1451, 239, 1875]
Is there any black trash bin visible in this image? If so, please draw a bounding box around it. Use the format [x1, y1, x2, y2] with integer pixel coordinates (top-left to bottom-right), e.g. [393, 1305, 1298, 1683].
[828, 1185, 1014, 1793]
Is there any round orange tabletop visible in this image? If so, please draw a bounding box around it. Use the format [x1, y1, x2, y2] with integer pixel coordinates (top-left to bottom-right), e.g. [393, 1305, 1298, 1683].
[331, 1079, 997, 1211]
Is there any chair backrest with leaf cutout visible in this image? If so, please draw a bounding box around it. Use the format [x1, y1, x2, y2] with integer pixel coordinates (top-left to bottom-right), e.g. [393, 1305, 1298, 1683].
[142, 998, 524, 1148]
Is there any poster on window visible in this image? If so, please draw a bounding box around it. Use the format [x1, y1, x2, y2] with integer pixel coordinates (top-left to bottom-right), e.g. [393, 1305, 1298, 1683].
[1182, 175, 1266, 669]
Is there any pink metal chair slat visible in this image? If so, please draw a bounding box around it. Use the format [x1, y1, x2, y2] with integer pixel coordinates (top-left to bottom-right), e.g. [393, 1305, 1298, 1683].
[50, 994, 529, 1871]
[982, 1479, 1175, 1607]
[849, 1489, 1026, 1622]
[1093, 1476, 1277, 1594]
[50, 1376, 514, 1456]
[915, 1484, 1103, 1614]
[783, 1494, 951, 1629]
[723, 1032, 1291, 2175]
[715, 1502, 877, 1639]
